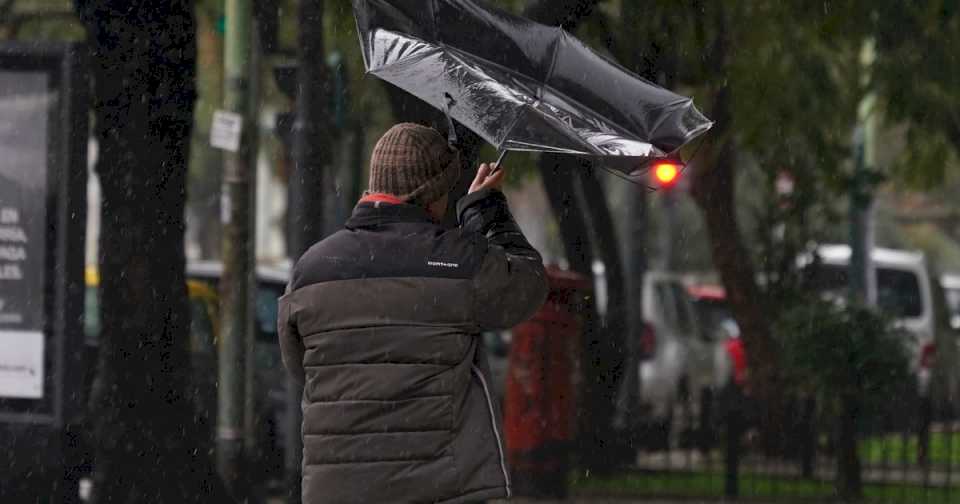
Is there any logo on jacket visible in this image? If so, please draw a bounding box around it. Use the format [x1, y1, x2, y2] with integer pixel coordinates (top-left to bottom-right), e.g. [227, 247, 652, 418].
[427, 260, 459, 269]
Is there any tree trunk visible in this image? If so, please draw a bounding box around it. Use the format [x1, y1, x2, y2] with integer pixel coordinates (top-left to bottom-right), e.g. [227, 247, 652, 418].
[577, 164, 629, 472]
[523, 0, 619, 473]
[691, 138, 779, 391]
[538, 154, 607, 466]
[688, 6, 781, 407]
[539, 155, 593, 274]
[75, 1, 230, 501]
[285, 2, 332, 502]
[290, 0, 331, 255]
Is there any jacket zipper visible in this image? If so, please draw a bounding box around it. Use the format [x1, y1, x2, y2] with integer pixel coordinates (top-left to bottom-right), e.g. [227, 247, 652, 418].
[471, 364, 511, 497]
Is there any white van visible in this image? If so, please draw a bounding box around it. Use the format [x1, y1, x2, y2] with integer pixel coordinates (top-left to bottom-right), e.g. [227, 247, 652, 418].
[941, 274, 960, 330]
[801, 245, 937, 396]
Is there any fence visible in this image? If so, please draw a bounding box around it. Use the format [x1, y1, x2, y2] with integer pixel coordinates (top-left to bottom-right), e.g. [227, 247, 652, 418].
[582, 385, 960, 503]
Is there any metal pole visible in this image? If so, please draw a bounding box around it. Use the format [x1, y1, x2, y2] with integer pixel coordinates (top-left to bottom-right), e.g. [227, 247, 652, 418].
[659, 189, 677, 271]
[242, 24, 263, 492]
[286, 1, 330, 502]
[218, 0, 256, 496]
[849, 39, 877, 306]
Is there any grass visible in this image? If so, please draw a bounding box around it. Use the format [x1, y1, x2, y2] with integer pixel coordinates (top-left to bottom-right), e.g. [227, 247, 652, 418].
[570, 470, 959, 503]
[861, 431, 960, 467]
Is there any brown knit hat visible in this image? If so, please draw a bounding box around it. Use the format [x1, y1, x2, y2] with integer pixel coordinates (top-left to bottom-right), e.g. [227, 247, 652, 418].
[367, 123, 461, 205]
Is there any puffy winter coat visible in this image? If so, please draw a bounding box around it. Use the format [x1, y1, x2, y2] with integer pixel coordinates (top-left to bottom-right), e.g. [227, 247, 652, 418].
[278, 188, 547, 503]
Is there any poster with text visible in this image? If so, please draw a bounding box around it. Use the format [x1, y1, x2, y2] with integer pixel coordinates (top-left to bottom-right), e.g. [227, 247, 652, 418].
[0, 70, 50, 399]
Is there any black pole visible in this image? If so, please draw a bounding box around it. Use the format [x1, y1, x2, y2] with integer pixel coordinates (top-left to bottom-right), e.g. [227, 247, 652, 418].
[286, 1, 330, 503]
[725, 387, 741, 499]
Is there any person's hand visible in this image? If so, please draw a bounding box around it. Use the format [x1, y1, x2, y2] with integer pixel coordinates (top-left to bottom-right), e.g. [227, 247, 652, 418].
[469, 162, 506, 194]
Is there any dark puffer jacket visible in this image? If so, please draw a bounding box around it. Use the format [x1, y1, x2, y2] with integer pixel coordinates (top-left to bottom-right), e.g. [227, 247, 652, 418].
[278, 188, 547, 503]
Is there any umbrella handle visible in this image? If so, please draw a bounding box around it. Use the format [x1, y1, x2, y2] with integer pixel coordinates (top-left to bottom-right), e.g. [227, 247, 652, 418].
[488, 150, 508, 175]
[442, 93, 458, 147]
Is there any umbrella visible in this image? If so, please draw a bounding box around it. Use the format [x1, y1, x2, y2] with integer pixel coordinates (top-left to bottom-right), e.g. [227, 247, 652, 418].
[352, 0, 713, 178]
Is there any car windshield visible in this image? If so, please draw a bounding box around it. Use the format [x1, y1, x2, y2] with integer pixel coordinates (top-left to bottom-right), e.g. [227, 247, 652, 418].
[804, 263, 923, 318]
[256, 284, 284, 343]
[187, 275, 285, 344]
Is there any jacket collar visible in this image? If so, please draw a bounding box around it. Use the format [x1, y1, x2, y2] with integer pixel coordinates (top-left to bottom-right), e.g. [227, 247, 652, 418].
[346, 194, 434, 229]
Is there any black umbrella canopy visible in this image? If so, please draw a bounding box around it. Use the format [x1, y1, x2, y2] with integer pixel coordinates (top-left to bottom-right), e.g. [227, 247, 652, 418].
[353, 0, 713, 176]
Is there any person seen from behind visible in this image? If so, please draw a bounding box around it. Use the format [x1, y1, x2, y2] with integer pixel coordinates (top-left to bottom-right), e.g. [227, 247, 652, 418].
[278, 123, 548, 503]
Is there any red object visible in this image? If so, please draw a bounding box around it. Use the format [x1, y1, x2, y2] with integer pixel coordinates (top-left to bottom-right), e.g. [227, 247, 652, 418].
[358, 193, 406, 205]
[639, 323, 657, 360]
[920, 342, 936, 369]
[653, 161, 682, 187]
[688, 284, 748, 387]
[686, 284, 726, 301]
[503, 266, 590, 498]
[726, 338, 748, 387]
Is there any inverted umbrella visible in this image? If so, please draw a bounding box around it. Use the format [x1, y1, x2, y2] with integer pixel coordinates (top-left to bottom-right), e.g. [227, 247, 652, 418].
[352, 0, 713, 178]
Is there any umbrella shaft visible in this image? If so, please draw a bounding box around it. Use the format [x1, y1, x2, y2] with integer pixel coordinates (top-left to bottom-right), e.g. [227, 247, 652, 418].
[490, 150, 508, 175]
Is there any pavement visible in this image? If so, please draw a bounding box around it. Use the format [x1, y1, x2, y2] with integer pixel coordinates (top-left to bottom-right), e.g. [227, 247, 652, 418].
[493, 500, 763, 503]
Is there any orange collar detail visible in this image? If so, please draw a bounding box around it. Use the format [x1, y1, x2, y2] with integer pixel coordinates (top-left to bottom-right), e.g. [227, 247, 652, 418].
[359, 193, 406, 205]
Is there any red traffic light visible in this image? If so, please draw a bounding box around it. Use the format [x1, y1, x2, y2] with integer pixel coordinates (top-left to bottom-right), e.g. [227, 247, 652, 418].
[653, 161, 682, 187]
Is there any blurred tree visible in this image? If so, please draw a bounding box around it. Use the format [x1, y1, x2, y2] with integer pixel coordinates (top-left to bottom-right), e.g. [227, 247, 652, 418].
[187, 0, 226, 260]
[871, 1, 960, 187]
[0, 0, 83, 40]
[593, 2, 863, 418]
[521, 0, 635, 474]
[74, 1, 231, 501]
[0, 0, 80, 39]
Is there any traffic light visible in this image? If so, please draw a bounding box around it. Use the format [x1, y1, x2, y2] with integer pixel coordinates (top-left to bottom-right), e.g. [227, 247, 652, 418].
[652, 160, 683, 189]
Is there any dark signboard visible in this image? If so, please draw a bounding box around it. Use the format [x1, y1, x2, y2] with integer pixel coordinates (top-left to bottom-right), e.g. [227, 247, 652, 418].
[0, 42, 87, 430]
[0, 70, 49, 402]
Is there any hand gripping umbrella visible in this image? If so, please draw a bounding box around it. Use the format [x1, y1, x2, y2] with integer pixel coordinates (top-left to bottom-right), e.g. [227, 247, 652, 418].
[352, 0, 713, 179]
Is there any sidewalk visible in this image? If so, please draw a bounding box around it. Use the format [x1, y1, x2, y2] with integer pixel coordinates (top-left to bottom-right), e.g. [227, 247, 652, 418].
[495, 500, 763, 504]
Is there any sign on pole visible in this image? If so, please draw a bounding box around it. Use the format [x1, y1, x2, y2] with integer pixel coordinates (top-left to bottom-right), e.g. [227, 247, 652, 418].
[211, 109, 244, 153]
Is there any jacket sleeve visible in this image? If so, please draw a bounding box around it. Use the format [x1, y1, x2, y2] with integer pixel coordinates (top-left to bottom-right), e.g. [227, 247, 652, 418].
[458, 188, 548, 330]
[277, 287, 305, 385]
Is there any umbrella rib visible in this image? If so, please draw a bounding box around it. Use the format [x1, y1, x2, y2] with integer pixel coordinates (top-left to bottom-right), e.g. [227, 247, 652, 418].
[540, 26, 565, 103]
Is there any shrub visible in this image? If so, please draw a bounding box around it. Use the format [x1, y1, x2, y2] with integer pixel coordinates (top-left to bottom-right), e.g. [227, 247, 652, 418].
[775, 300, 911, 500]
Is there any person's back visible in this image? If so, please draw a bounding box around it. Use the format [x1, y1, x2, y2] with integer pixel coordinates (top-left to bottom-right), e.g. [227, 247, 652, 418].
[279, 123, 547, 503]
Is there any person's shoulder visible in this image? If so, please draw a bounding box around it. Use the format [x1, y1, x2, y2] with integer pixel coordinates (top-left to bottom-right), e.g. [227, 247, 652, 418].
[289, 230, 357, 289]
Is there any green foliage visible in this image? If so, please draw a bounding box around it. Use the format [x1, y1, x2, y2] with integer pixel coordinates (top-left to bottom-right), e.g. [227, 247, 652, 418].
[871, 0, 960, 188]
[775, 300, 911, 413]
[0, 0, 83, 41]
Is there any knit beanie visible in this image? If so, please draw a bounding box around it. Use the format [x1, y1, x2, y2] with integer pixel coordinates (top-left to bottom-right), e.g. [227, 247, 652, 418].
[367, 123, 461, 205]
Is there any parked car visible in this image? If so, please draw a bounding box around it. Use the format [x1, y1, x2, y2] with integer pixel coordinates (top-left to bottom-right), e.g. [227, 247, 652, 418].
[82, 266, 220, 423]
[941, 273, 960, 331]
[184, 261, 289, 483]
[80, 266, 222, 491]
[686, 285, 746, 389]
[800, 245, 937, 398]
[633, 272, 733, 449]
[81, 261, 290, 486]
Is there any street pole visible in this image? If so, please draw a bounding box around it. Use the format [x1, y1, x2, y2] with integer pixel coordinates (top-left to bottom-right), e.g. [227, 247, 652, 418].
[659, 188, 677, 271]
[218, 0, 257, 496]
[285, 1, 331, 503]
[849, 39, 877, 306]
